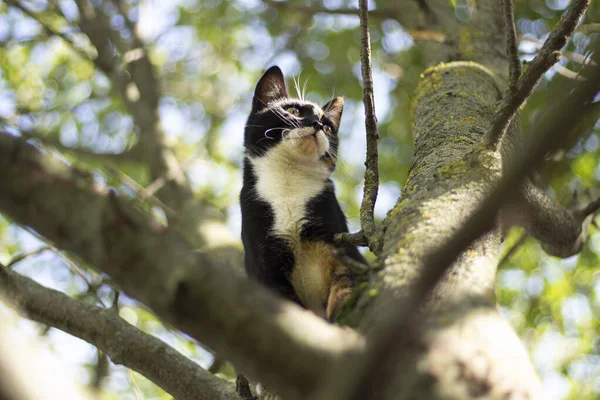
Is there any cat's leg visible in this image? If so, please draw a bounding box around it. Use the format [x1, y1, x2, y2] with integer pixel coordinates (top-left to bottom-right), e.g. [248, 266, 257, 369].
[260, 236, 302, 305]
[325, 260, 354, 321]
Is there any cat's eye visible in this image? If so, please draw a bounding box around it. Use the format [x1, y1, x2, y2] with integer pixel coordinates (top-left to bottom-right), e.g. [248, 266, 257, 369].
[323, 125, 332, 135]
[286, 107, 301, 117]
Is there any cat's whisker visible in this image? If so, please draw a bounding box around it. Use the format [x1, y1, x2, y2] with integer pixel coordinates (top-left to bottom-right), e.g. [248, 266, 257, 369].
[301, 78, 309, 103]
[272, 107, 300, 129]
[293, 75, 302, 101]
[270, 106, 289, 122]
[264, 127, 288, 134]
[293, 68, 306, 101]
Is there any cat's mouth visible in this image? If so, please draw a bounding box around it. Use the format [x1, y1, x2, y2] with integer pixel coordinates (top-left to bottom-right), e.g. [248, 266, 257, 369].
[283, 127, 329, 158]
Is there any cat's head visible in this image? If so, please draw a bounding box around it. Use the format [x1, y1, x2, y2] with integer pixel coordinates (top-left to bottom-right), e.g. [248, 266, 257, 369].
[244, 66, 343, 171]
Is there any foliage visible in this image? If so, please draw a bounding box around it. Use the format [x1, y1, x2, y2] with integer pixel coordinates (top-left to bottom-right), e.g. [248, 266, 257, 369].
[0, 0, 598, 398]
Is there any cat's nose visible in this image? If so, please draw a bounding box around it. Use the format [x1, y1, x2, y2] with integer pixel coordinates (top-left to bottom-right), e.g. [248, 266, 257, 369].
[311, 120, 324, 130]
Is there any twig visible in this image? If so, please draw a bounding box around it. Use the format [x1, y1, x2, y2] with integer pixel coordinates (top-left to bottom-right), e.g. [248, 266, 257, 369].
[357, 0, 381, 254]
[18, 127, 137, 164]
[109, 168, 177, 218]
[127, 369, 144, 400]
[519, 36, 596, 66]
[335, 231, 368, 248]
[265, 14, 312, 67]
[5, 247, 52, 268]
[408, 30, 447, 43]
[92, 349, 109, 391]
[111, 290, 120, 311]
[54, 251, 92, 287]
[502, 0, 521, 88]
[262, 0, 393, 18]
[18, 227, 97, 290]
[486, 0, 591, 150]
[576, 196, 600, 218]
[498, 232, 528, 266]
[554, 63, 586, 80]
[333, 249, 370, 275]
[577, 23, 600, 33]
[354, 45, 600, 397]
[5, 0, 94, 61]
[144, 156, 198, 198]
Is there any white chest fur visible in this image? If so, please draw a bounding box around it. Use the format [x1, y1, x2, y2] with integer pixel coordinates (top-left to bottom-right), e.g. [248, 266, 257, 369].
[248, 145, 335, 317]
[249, 145, 330, 239]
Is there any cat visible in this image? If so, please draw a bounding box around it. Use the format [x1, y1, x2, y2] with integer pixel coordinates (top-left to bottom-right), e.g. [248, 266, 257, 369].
[240, 66, 366, 320]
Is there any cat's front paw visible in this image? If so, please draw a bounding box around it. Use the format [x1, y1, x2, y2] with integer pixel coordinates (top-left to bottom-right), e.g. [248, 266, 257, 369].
[326, 284, 352, 321]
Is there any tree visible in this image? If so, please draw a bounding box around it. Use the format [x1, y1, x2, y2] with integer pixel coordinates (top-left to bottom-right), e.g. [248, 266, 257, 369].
[0, 0, 599, 399]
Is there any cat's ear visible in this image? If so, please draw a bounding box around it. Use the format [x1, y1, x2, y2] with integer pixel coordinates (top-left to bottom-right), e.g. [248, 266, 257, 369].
[252, 66, 288, 112]
[322, 97, 344, 127]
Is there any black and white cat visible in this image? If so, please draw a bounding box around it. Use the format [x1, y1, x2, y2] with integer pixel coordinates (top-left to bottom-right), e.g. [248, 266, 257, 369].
[240, 66, 365, 320]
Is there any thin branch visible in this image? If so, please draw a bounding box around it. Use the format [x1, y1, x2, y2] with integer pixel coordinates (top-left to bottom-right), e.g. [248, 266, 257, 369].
[108, 168, 177, 218]
[486, 0, 591, 150]
[265, 0, 445, 45]
[502, 0, 521, 87]
[91, 349, 109, 392]
[208, 357, 225, 374]
[127, 370, 145, 400]
[553, 63, 586, 80]
[0, 266, 239, 400]
[358, 0, 381, 254]
[498, 232, 528, 266]
[577, 23, 600, 33]
[333, 249, 370, 275]
[576, 196, 600, 218]
[19, 128, 139, 163]
[335, 0, 383, 252]
[519, 36, 597, 66]
[143, 155, 198, 198]
[354, 43, 600, 397]
[5, 246, 52, 268]
[264, 13, 312, 67]
[262, 0, 393, 18]
[408, 29, 447, 43]
[5, 0, 94, 60]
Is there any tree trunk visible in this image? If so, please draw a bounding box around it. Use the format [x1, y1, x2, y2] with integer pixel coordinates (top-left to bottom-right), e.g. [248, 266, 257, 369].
[336, 1, 544, 398]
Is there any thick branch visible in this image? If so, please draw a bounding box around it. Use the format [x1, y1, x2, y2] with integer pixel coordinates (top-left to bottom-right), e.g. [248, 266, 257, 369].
[0, 132, 365, 400]
[487, 0, 591, 149]
[0, 266, 238, 400]
[359, 53, 600, 396]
